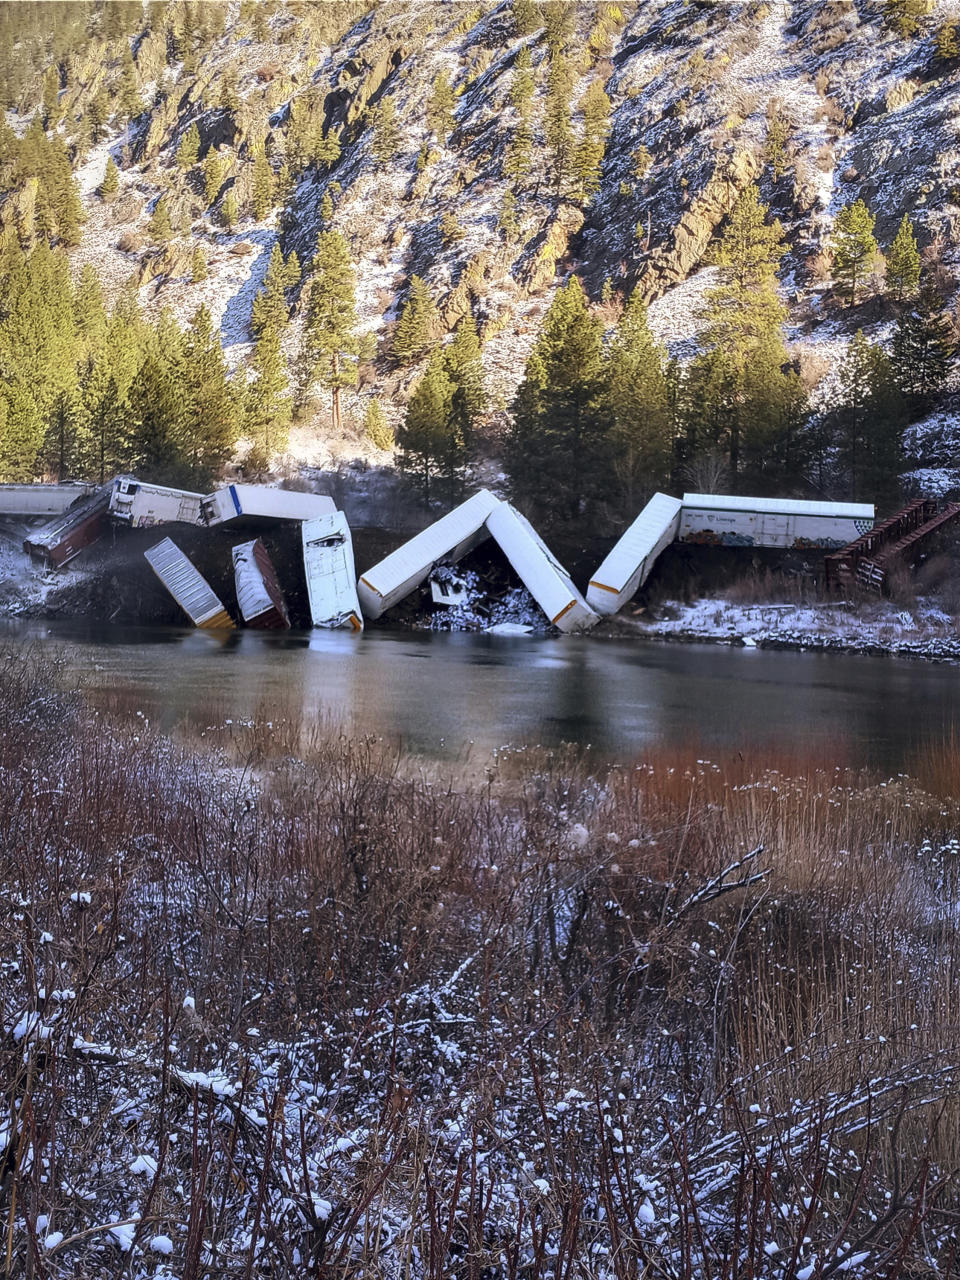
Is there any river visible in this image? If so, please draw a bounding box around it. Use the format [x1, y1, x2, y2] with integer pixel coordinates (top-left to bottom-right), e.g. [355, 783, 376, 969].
[8, 620, 960, 770]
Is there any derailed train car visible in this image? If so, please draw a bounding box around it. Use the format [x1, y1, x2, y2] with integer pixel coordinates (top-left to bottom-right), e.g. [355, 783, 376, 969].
[302, 512, 363, 631]
[678, 494, 875, 550]
[144, 538, 234, 629]
[588, 492, 683, 616]
[232, 539, 290, 629]
[23, 484, 113, 568]
[201, 484, 336, 527]
[109, 477, 204, 528]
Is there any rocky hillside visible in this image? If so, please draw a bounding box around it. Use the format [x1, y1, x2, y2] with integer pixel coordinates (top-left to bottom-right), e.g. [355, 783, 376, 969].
[5, 0, 960, 476]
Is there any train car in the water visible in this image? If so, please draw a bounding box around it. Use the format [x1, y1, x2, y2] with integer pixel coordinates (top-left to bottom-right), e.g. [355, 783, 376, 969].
[144, 538, 234, 629]
[486, 501, 599, 634]
[302, 512, 363, 631]
[678, 494, 874, 550]
[23, 484, 113, 568]
[232, 538, 290, 629]
[109, 476, 204, 528]
[201, 484, 336, 527]
[588, 492, 683, 616]
[358, 490, 498, 620]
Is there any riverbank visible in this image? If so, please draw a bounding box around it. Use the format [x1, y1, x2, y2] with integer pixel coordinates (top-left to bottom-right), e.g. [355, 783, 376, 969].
[3, 646, 960, 1277]
[612, 596, 960, 662]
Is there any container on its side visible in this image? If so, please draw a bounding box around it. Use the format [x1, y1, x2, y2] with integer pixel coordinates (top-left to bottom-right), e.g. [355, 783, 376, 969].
[302, 512, 363, 631]
[144, 537, 234, 629]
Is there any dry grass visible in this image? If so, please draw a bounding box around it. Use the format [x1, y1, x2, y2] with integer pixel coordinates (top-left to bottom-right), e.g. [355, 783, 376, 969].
[2, 648, 960, 1277]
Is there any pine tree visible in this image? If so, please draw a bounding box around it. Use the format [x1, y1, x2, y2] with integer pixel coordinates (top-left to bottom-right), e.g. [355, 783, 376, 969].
[545, 52, 573, 192]
[87, 90, 109, 145]
[607, 289, 672, 515]
[427, 73, 457, 138]
[245, 322, 291, 467]
[831, 198, 879, 306]
[892, 282, 959, 409]
[512, 0, 539, 37]
[885, 214, 920, 301]
[251, 243, 289, 338]
[829, 331, 905, 502]
[176, 121, 201, 170]
[573, 79, 611, 200]
[397, 348, 455, 500]
[118, 44, 143, 121]
[506, 277, 610, 526]
[299, 229, 362, 430]
[371, 96, 401, 164]
[129, 337, 186, 480]
[504, 121, 533, 185]
[80, 362, 132, 482]
[251, 145, 275, 220]
[41, 66, 61, 129]
[442, 314, 485, 473]
[392, 275, 441, 363]
[221, 188, 238, 229]
[191, 245, 208, 282]
[543, 0, 574, 54]
[315, 126, 341, 170]
[440, 211, 465, 246]
[204, 149, 228, 205]
[220, 63, 241, 113]
[100, 155, 120, 201]
[935, 21, 959, 59]
[181, 303, 235, 479]
[73, 262, 108, 353]
[498, 189, 520, 241]
[283, 250, 301, 291]
[320, 191, 334, 224]
[364, 398, 394, 451]
[884, 0, 928, 38]
[148, 195, 173, 244]
[0, 382, 43, 482]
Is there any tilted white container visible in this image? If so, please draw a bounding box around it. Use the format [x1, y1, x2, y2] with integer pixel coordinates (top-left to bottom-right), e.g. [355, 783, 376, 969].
[587, 492, 683, 615]
[110, 476, 203, 527]
[232, 538, 290, 628]
[357, 489, 498, 620]
[200, 484, 336, 526]
[679, 493, 875, 550]
[302, 512, 364, 631]
[144, 537, 233, 629]
[485, 500, 599, 634]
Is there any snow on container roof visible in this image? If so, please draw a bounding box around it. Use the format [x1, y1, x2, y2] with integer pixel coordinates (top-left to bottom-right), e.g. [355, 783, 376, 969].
[587, 492, 682, 616]
[681, 493, 875, 520]
[485, 500, 599, 634]
[144, 538, 234, 629]
[302, 512, 363, 631]
[358, 489, 498, 620]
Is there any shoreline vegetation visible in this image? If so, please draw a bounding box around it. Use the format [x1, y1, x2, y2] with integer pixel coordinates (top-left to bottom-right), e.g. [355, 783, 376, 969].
[3, 648, 960, 1276]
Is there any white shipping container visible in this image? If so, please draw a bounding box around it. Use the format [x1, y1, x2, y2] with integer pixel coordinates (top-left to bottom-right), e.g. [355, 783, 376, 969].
[110, 476, 203, 527]
[587, 492, 683, 615]
[144, 537, 234, 629]
[232, 539, 290, 628]
[0, 483, 96, 518]
[302, 512, 364, 631]
[679, 493, 874, 550]
[485, 501, 599, 634]
[357, 490, 498, 620]
[201, 484, 336, 526]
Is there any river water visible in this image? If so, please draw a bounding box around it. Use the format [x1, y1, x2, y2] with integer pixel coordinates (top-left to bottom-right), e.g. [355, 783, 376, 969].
[9, 620, 960, 770]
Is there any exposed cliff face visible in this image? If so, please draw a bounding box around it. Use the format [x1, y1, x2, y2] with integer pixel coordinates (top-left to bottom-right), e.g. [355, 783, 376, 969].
[9, 0, 960, 455]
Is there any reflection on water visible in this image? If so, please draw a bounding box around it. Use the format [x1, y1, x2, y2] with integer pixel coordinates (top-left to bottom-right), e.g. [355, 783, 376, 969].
[7, 618, 960, 768]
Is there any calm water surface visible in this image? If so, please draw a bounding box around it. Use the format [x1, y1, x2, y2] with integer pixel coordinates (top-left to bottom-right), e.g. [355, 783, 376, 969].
[9, 619, 960, 770]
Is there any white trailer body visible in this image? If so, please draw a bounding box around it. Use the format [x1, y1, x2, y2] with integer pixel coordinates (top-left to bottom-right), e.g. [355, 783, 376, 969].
[200, 484, 336, 527]
[0, 483, 97, 518]
[587, 492, 683, 615]
[302, 512, 364, 631]
[232, 539, 290, 628]
[357, 490, 498, 620]
[485, 501, 599, 634]
[144, 537, 234, 629]
[679, 493, 874, 550]
[110, 476, 204, 527]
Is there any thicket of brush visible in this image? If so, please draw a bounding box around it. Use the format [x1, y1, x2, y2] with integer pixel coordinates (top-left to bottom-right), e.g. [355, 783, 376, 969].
[3, 647, 960, 1278]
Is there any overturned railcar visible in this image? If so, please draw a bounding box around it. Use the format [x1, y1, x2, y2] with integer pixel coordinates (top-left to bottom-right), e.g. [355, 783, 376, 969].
[0, 482, 97, 518]
[110, 477, 204, 528]
[357, 489, 499, 620]
[232, 539, 290, 629]
[201, 484, 336, 527]
[485, 501, 599, 634]
[144, 538, 234, 629]
[23, 483, 113, 568]
[302, 512, 363, 631]
[588, 492, 683, 615]
[679, 494, 875, 549]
